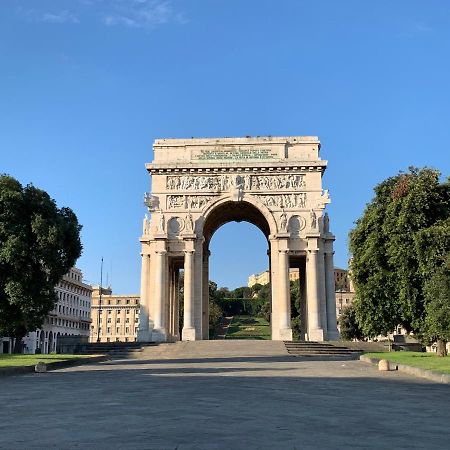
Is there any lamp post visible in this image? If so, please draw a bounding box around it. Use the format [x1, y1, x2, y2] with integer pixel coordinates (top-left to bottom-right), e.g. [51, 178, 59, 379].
[96, 257, 104, 343]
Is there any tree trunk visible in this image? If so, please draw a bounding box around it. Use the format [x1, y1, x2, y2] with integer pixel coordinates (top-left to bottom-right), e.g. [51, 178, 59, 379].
[13, 335, 24, 354]
[436, 340, 447, 357]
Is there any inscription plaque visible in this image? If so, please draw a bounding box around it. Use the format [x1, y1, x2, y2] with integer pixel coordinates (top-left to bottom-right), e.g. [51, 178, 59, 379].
[193, 147, 277, 161]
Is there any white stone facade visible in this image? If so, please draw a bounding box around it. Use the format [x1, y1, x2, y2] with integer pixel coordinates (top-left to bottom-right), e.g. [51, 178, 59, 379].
[23, 267, 92, 354]
[139, 136, 339, 342]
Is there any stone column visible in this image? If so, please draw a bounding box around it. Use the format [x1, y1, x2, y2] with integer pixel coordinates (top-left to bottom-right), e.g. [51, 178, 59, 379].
[202, 251, 210, 340]
[306, 249, 324, 341]
[168, 266, 174, 340]
[137, 253, 150, 342]
[299, 260, 307, 341]
[278, 249, 293, 340]
[174, 269, 180, 340]
[317, 248, 328, 338]
[182, 250, 196, 340]
[152, 250, 166, 341]
[325, 250, 339, 340]
[269, 238, 279, 338]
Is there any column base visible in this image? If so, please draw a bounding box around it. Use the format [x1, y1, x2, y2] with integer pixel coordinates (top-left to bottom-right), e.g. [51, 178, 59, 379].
[278, 328, 293, 341]
[137, 328, 152, 342]
[182, 327, 196, 341]
[151, 329, 167, 342]
[326, 330, 340, 341]
[308, 328, 325, 341]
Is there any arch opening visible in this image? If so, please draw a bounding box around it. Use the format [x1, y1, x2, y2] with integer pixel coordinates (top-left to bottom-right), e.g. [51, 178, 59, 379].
[202, 201, 273, 340]
[202, 200, 272, 246]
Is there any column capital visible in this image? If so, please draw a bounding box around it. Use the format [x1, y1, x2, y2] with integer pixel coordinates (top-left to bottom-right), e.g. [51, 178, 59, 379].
[183, 249, 195, 255]
[155, 250, 167, 255]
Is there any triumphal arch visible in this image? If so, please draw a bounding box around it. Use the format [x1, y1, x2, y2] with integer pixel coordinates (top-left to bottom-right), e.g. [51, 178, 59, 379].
[138, 136, 339, 342]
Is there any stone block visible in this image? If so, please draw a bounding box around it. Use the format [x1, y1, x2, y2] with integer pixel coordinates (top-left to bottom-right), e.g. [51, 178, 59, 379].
[35, 362, 47, 373]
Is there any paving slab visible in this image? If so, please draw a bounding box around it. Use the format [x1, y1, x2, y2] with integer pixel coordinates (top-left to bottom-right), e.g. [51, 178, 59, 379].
[1, 341, 449, 449]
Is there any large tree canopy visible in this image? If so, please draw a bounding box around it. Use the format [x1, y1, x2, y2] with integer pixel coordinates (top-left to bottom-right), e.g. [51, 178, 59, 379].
[0, 175, 82, 348]
[349, 167, 450, 339]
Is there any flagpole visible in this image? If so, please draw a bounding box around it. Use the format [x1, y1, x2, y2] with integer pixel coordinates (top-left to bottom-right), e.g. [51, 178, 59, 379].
[96, 257, 104, 343]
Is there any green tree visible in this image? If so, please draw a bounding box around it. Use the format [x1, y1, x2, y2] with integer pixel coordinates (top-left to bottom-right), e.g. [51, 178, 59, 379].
[422, 261, 450, 356]
[290, 279, 302, 340]
[350, 168, 450, 338]
[0, 175, 82, 352]
[339, 305, 364, 341]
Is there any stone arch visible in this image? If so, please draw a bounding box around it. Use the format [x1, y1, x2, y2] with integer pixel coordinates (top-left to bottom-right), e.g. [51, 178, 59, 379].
[198, 196, 274, 339]
[200, 194, 277, 243]
[138, 136, 339, 344]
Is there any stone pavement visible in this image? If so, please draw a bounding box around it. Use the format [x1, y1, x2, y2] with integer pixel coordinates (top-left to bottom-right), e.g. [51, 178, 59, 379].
[1, 341, 450, 449]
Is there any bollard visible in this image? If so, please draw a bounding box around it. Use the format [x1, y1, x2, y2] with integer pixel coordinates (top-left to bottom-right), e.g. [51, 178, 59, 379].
[378, 359, 390, 371]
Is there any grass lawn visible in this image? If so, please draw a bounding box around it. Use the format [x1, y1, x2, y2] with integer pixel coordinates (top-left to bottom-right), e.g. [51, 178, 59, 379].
[0, 354, 84, 368]
[365, 352, 450, 374]
[226, 315, 271, 340]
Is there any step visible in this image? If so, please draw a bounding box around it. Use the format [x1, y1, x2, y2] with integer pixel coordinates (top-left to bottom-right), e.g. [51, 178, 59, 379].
[283, 340, 362, 357]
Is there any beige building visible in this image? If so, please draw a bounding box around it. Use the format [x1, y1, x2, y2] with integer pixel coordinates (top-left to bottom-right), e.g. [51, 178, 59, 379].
[334, 268, 355, 320]
[139, 136, 339, 342]
[90, 287, 140, 343]
[23, 267, 92, 354]
[248, 268, 300, 287]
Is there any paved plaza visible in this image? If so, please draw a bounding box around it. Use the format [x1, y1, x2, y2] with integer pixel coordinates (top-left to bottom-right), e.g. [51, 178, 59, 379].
[1, 341, 450, 449]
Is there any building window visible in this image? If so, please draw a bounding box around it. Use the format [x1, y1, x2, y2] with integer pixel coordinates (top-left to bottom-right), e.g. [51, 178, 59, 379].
[107, 318, 111, 323]
[126, 310, 130, 314]
[116, 328, 120, 334]
[126, 299, 130, 305]
[126, 318, 129, 323]
[126, 327, 129, 333]
[107, 327, 111, 334]
[117, 318, 120, 323]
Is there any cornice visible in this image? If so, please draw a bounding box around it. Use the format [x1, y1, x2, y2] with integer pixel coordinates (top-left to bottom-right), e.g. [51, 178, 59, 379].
[146, 161, 327, 175]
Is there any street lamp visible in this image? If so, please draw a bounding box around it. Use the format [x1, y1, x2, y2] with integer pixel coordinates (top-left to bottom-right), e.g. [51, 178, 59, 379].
[96, 257, 104, 343]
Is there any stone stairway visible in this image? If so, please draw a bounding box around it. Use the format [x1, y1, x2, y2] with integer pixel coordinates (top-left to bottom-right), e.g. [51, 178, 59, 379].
[75, 342, 158, 359]
[284, 341, 362, 357]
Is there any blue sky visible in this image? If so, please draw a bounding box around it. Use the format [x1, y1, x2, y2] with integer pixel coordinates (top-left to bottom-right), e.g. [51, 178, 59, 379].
[1, 0, 450, 292]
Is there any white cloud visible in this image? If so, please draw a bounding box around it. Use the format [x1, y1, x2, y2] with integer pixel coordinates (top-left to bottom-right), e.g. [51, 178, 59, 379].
[19, 8, 80, 24]
[41, 10, 80, 24]
[17, 1, 187, 29]
[102, 0, 187, 28]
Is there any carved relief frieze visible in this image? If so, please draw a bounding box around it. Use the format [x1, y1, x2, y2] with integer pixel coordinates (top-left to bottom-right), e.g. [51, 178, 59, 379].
[256, 193, 307, 209]
[167, 195, 213, 210]
[165, 174, 305, 191]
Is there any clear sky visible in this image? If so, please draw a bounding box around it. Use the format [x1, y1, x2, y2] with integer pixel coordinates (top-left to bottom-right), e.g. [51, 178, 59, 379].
[1, 0, 450, 292]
